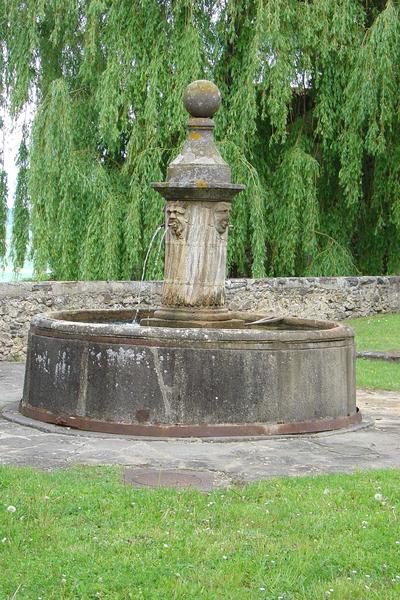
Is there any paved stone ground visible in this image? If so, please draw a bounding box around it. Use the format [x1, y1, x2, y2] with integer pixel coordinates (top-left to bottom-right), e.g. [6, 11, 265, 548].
[0, 362, 399, 487]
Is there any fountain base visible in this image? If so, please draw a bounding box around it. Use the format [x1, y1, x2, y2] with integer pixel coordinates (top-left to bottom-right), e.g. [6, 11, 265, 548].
[20, 308, 360, 437]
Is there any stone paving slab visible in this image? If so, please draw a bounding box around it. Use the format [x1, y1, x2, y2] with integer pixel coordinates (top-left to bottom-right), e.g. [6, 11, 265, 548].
[0, 362, 399, 487]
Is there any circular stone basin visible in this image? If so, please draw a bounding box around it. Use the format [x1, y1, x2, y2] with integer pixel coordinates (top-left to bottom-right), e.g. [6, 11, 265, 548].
[20, 309, 360, 437]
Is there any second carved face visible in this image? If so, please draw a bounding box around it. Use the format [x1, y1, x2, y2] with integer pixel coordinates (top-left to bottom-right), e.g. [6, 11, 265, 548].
[214, 203, 231, 235]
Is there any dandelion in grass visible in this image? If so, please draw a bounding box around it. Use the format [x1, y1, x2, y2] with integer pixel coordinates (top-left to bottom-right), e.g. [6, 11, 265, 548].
[6, 506, 16, 513]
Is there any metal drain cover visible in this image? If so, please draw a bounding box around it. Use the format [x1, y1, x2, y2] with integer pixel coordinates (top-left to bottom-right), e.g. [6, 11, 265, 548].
[123, 468, 220, 491]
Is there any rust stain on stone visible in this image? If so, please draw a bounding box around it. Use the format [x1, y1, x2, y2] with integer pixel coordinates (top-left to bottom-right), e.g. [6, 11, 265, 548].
[136, 409, 150, 423]
[189, 131, 202, 141]
[197, 80, 217, 93]
[18, 403, 363, 437]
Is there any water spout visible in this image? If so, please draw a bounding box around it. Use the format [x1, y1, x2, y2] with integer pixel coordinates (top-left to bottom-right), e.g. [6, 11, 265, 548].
[132, 224, 164, 324]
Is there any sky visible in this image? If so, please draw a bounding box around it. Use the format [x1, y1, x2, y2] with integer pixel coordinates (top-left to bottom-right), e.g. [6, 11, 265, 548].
[2, 107, 29, 208]
[1, 106, 34, 279]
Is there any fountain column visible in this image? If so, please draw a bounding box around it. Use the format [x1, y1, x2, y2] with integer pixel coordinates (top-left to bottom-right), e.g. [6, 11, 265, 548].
[150, 80, 244, 327]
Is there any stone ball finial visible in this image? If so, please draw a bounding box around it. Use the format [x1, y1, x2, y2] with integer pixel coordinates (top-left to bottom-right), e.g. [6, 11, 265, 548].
[183, 80, 221, 118]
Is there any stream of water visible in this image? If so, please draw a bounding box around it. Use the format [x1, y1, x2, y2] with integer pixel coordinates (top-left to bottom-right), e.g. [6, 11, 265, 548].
[132, 224, 165, 324]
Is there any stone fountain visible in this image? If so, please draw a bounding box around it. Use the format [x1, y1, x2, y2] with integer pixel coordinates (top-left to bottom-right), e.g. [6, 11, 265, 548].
[20, 81, 361, 437]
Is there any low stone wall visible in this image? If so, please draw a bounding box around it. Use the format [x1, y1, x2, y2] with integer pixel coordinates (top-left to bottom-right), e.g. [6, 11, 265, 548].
[226, 276, 400, 321]
[0, 276, 399, 360]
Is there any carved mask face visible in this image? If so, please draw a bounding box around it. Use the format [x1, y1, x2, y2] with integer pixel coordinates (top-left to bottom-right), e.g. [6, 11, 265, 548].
[166, 203, 186, 239]
[214, 203, 231, 235]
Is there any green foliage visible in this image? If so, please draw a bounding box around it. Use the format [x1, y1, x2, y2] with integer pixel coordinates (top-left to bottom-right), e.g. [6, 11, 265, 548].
[271, 137, 319, 276]
[2, 0, 400, 279]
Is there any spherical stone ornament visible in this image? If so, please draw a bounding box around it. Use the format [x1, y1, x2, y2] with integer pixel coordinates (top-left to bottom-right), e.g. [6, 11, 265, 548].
[183, 80, 221, 118]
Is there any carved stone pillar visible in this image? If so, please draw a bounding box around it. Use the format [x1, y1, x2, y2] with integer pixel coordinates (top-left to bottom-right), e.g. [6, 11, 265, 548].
[163, 200, 231, 307]
[150, 80, 244, 326]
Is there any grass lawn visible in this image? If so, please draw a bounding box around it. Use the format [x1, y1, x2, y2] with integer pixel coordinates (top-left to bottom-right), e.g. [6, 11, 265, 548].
[347, 314, 400, 352]
[1, 466, 400, 599]
[346, 314, 400, 391]
[356, 359, 400, 392]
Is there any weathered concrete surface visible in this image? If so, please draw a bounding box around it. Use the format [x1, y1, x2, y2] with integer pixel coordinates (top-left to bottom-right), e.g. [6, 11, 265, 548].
[0, 276, 398, 360]
[1, 362, 399, 484]
[20, 311, 357, 435]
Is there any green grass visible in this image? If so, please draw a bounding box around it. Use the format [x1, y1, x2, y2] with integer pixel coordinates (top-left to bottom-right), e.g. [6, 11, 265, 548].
[347, 314, 400, 352]
[356, 358, 400, 391]
[1, 466, 400, 599]
[345, 314, 400, 391]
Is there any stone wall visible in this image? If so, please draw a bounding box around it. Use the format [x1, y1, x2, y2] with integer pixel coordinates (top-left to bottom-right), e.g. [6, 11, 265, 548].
[0, 276, 399, 360]
[226, 276, 400, 321]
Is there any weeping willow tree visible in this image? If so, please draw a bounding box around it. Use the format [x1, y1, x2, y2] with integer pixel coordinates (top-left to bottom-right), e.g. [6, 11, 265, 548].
[2, 0, 400, 280]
